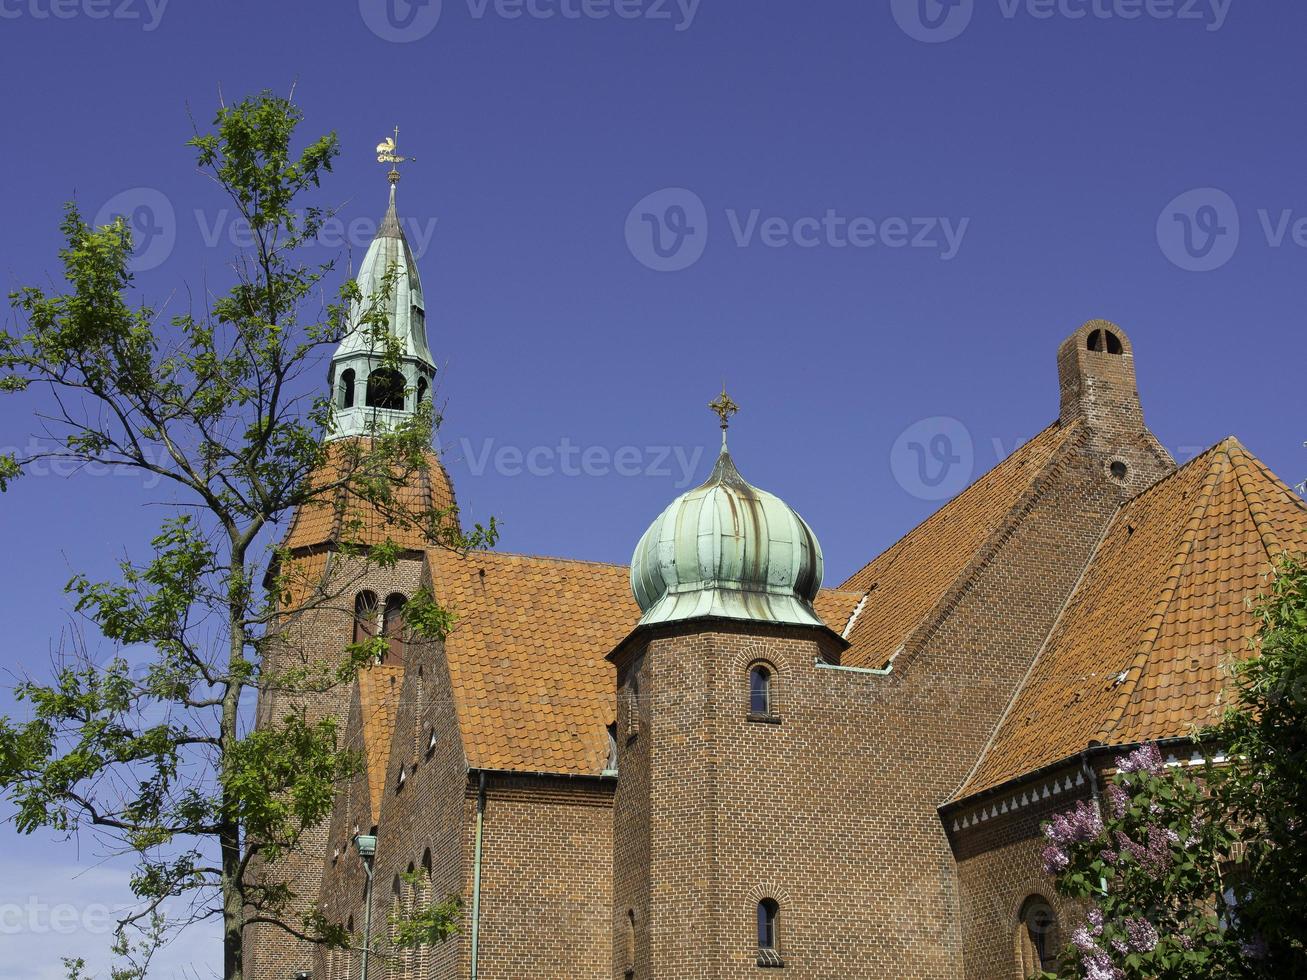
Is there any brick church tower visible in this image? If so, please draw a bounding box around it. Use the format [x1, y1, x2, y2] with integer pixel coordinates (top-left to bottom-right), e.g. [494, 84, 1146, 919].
[244, 166, 456, 979]
[611, 399, 845, 977]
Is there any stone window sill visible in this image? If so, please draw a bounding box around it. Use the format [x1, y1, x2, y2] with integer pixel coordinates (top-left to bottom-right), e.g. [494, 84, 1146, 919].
[747, 713, 782, 725]
[756, 948, 785, 968]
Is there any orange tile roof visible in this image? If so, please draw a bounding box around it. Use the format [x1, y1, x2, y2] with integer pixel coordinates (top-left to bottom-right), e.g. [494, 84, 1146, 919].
[423, 549, 862, 775]
[428, 550, 635, 775]
[955, 438, 1307, 801]
[282, 438, 457, 553]
[839, 421, 1080, 668]
[275, 551, 331, 612]
[813, 588, 866, 636]
[357, 664, 405, 819]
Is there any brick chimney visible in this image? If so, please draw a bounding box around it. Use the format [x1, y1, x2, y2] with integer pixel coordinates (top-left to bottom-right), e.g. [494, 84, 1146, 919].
[1056, 319, 1172, 496]
[1057, 319, 1144, 430]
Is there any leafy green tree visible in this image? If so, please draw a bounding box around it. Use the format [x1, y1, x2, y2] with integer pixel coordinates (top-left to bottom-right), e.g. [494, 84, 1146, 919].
[0, 93, 491, 980]
[1207, 555, 1307, 975]
[1038, 557, 1307, 980]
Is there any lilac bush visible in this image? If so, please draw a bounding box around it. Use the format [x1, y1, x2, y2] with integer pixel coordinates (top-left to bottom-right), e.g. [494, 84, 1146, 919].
[1034, 743, 1246, 980]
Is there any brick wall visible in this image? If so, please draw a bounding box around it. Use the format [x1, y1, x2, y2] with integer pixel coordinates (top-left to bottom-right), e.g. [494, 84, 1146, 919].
[947, 766, 1097, 980]
[246, 552, 428, 980]
[471, 775, 614, 978]
[308, 596, 616, 980]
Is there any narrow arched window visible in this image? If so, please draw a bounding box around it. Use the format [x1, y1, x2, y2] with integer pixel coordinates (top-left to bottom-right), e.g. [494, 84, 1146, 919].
[383, 593, 407, 664]
[416, 376, 429, 404]
[749, 664, 773, 716]
[756, 899, 781, 966]
[366, 368, 406, 410]
[627, 671, 641, 737]
[353, 591, 378, 646]
[606, 723, 619, 772]
[624, 908, 637, 977]
[1016, 896, 1057, 976]
[339, 367, 356, 409]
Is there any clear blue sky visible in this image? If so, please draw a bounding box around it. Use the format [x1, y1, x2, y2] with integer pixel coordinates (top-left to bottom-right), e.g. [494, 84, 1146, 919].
[0, 1, 1303, 976]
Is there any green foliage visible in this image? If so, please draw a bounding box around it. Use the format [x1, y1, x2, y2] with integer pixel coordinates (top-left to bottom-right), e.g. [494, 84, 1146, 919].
[0, 91, 491, 980]
[388, 872, 462, 949]
[1207, 555, 1307, 975]
[62, 913, 167, 980]
[404, 588, 459, 640]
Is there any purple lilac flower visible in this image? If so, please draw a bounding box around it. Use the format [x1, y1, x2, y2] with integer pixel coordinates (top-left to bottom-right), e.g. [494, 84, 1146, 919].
[1086, 907, 1104, 932]
[1104, 783, 1129, 820]
[1110, 936, 1129, 956]
[1117, 742, 1164, 775]
[1124, 917, 1159, 953]
[1176, 932, 1195, 951]
[1042, 844, 1070, 874]
[1098, 848, 1118, 865]
[1113, 826, 1173, 878]
[1082, 950, 1124, 980]
[1044, 800, 1104, 847]
[1072, 927, 1099, 953]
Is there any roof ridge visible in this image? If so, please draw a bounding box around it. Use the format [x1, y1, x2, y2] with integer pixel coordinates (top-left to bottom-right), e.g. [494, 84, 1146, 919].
[892, 419, 1085, 670]
[1093, 446, 1230, 744]
[840, 589, 871, 639]
[949, 483, 1121, 803]
[434, 548, 631, 570]
[357, 664, 405, 821]
[838, 421, 1065, 590]
[1122, 437, 1233, 504]
[1227, 438, 1307, 558]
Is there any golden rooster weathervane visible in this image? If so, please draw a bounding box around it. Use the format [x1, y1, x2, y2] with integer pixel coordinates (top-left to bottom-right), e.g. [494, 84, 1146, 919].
[376, 126, 414, 184]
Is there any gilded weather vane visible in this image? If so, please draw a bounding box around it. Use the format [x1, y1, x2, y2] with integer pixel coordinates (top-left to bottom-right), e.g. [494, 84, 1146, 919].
[375, 126, 414, 183]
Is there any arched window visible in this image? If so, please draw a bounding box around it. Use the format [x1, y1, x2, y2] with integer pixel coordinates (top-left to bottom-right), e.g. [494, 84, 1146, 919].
[416, 376, 429, 404]
[383, 593, 407, 664]
[624, 908, 637, 977]
[366, 368, 406, 410]
[1087, 328, 1123, 355]
[749, 664, 773, 716]
[389, 875, 403, 956]
[338, 367, 356, 409]
[419, 851, 434, 978]
[353, 591, 378, 646]
[627, 671, 641, 737]
[756, 899, 781, 966]
[606, 723, 619, 773]
[1015, 896, 1057, 976]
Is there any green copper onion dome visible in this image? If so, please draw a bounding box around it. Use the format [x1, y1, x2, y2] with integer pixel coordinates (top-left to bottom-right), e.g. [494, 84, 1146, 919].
[630, 395, 824, 628]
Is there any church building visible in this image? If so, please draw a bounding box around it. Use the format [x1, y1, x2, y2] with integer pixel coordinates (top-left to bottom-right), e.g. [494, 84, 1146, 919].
[245, 170, 1307, 980]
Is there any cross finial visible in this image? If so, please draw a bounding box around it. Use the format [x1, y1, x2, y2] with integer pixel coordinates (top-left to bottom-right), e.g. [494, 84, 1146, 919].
[376, 125, 414, 185]
[708, 386, 739, 449]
